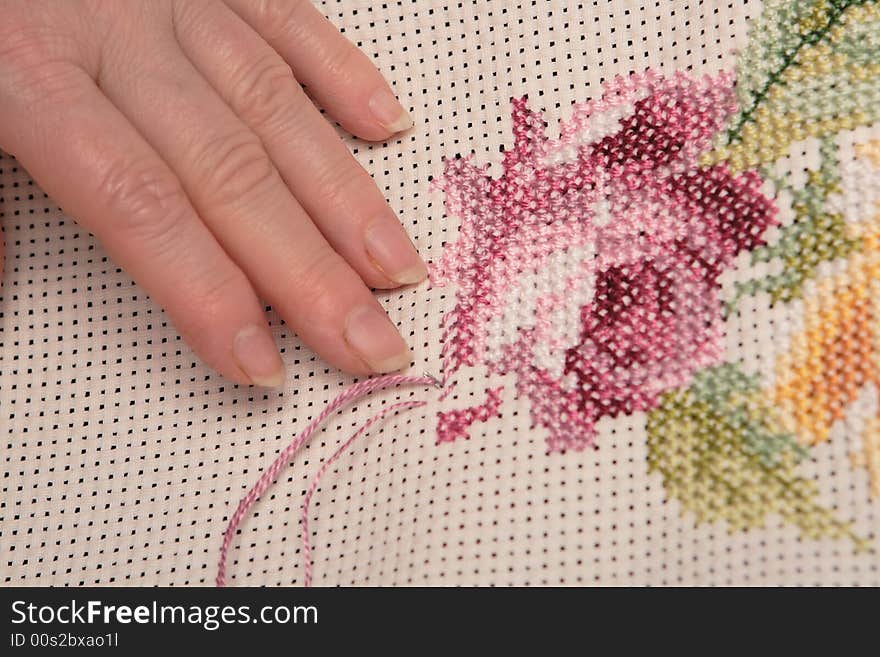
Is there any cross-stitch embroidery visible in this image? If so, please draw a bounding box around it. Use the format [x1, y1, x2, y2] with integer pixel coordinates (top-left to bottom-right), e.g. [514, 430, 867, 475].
[431, 0, 880, 549]
[216, 0, 880, 586]
[431, 70, 778, 451]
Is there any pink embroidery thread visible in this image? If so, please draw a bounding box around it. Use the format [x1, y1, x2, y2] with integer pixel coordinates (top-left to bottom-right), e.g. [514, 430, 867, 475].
[301, 398, 427, 586]
[431, 70, 778, 451]
[216, 374, 438, 587]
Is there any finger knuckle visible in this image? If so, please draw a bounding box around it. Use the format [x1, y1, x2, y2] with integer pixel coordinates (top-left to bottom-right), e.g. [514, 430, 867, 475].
[169, 0, 212, 34]
[0, 3, 62, 64]
[6, 61, 86, 110]
[291, 248, 352, 320]
[0, 29, 48, 72]
[322, 41, 360, 79]
[187, 265, 250, 331]
[251, 0, 311, 41]
[195, 131, 277, 207]
[0, 28, 82, 106]
[311, 159, 365, 213]
[233, 53, 298, 129]
[96, 159, 189, 244]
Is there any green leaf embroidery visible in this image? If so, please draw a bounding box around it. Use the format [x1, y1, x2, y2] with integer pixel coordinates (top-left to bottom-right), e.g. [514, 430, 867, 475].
[725, 137, 860, 314]
[707, 0, 880, 172]
[646, 364, 868, 549]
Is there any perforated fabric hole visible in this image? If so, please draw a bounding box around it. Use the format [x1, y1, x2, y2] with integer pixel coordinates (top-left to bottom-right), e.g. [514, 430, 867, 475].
[2, 0, 879, 586]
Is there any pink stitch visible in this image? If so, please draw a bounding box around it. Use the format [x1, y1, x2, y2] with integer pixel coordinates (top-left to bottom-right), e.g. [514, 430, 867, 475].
[436, 386, 504, 443]
[431, 70, 778, 451]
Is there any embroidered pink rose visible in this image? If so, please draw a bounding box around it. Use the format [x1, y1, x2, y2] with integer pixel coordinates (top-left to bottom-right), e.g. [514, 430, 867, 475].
[431, 70, 778, 452]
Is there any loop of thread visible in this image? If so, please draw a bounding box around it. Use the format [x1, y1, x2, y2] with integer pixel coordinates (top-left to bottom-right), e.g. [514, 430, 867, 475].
[216, 373, 438, 587]
[301, 399, 427, 586]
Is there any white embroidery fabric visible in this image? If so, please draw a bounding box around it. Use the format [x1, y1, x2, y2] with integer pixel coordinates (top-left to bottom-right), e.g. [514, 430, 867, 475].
[2, 0, 879, 586]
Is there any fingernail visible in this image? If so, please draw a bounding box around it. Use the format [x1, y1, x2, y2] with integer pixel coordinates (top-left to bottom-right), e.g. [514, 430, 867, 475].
[344, 305, 411, 373]
[365, 219, 428, 285]
[369, 88, 413, 134]
[232, 324, 286, 388]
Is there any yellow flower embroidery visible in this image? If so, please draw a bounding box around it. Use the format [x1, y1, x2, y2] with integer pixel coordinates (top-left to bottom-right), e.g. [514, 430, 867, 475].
[773, 140, 880, 497]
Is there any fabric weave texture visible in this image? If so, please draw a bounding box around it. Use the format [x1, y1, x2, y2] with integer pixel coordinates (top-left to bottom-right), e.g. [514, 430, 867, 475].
[2, 0, 880, 586]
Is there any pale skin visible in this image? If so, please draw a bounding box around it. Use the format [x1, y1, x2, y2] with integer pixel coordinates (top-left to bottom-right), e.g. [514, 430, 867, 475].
[0, 0, 428, 387]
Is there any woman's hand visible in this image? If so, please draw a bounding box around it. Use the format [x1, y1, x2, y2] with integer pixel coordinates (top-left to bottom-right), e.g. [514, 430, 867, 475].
[0, 0, 427, 386]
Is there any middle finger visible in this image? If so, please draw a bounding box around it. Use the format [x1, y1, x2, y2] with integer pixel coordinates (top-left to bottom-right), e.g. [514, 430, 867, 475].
[172, 0, 427, 290]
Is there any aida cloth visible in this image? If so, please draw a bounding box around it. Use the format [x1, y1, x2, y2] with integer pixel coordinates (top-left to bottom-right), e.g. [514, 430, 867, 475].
[3, 0, 880, 586]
